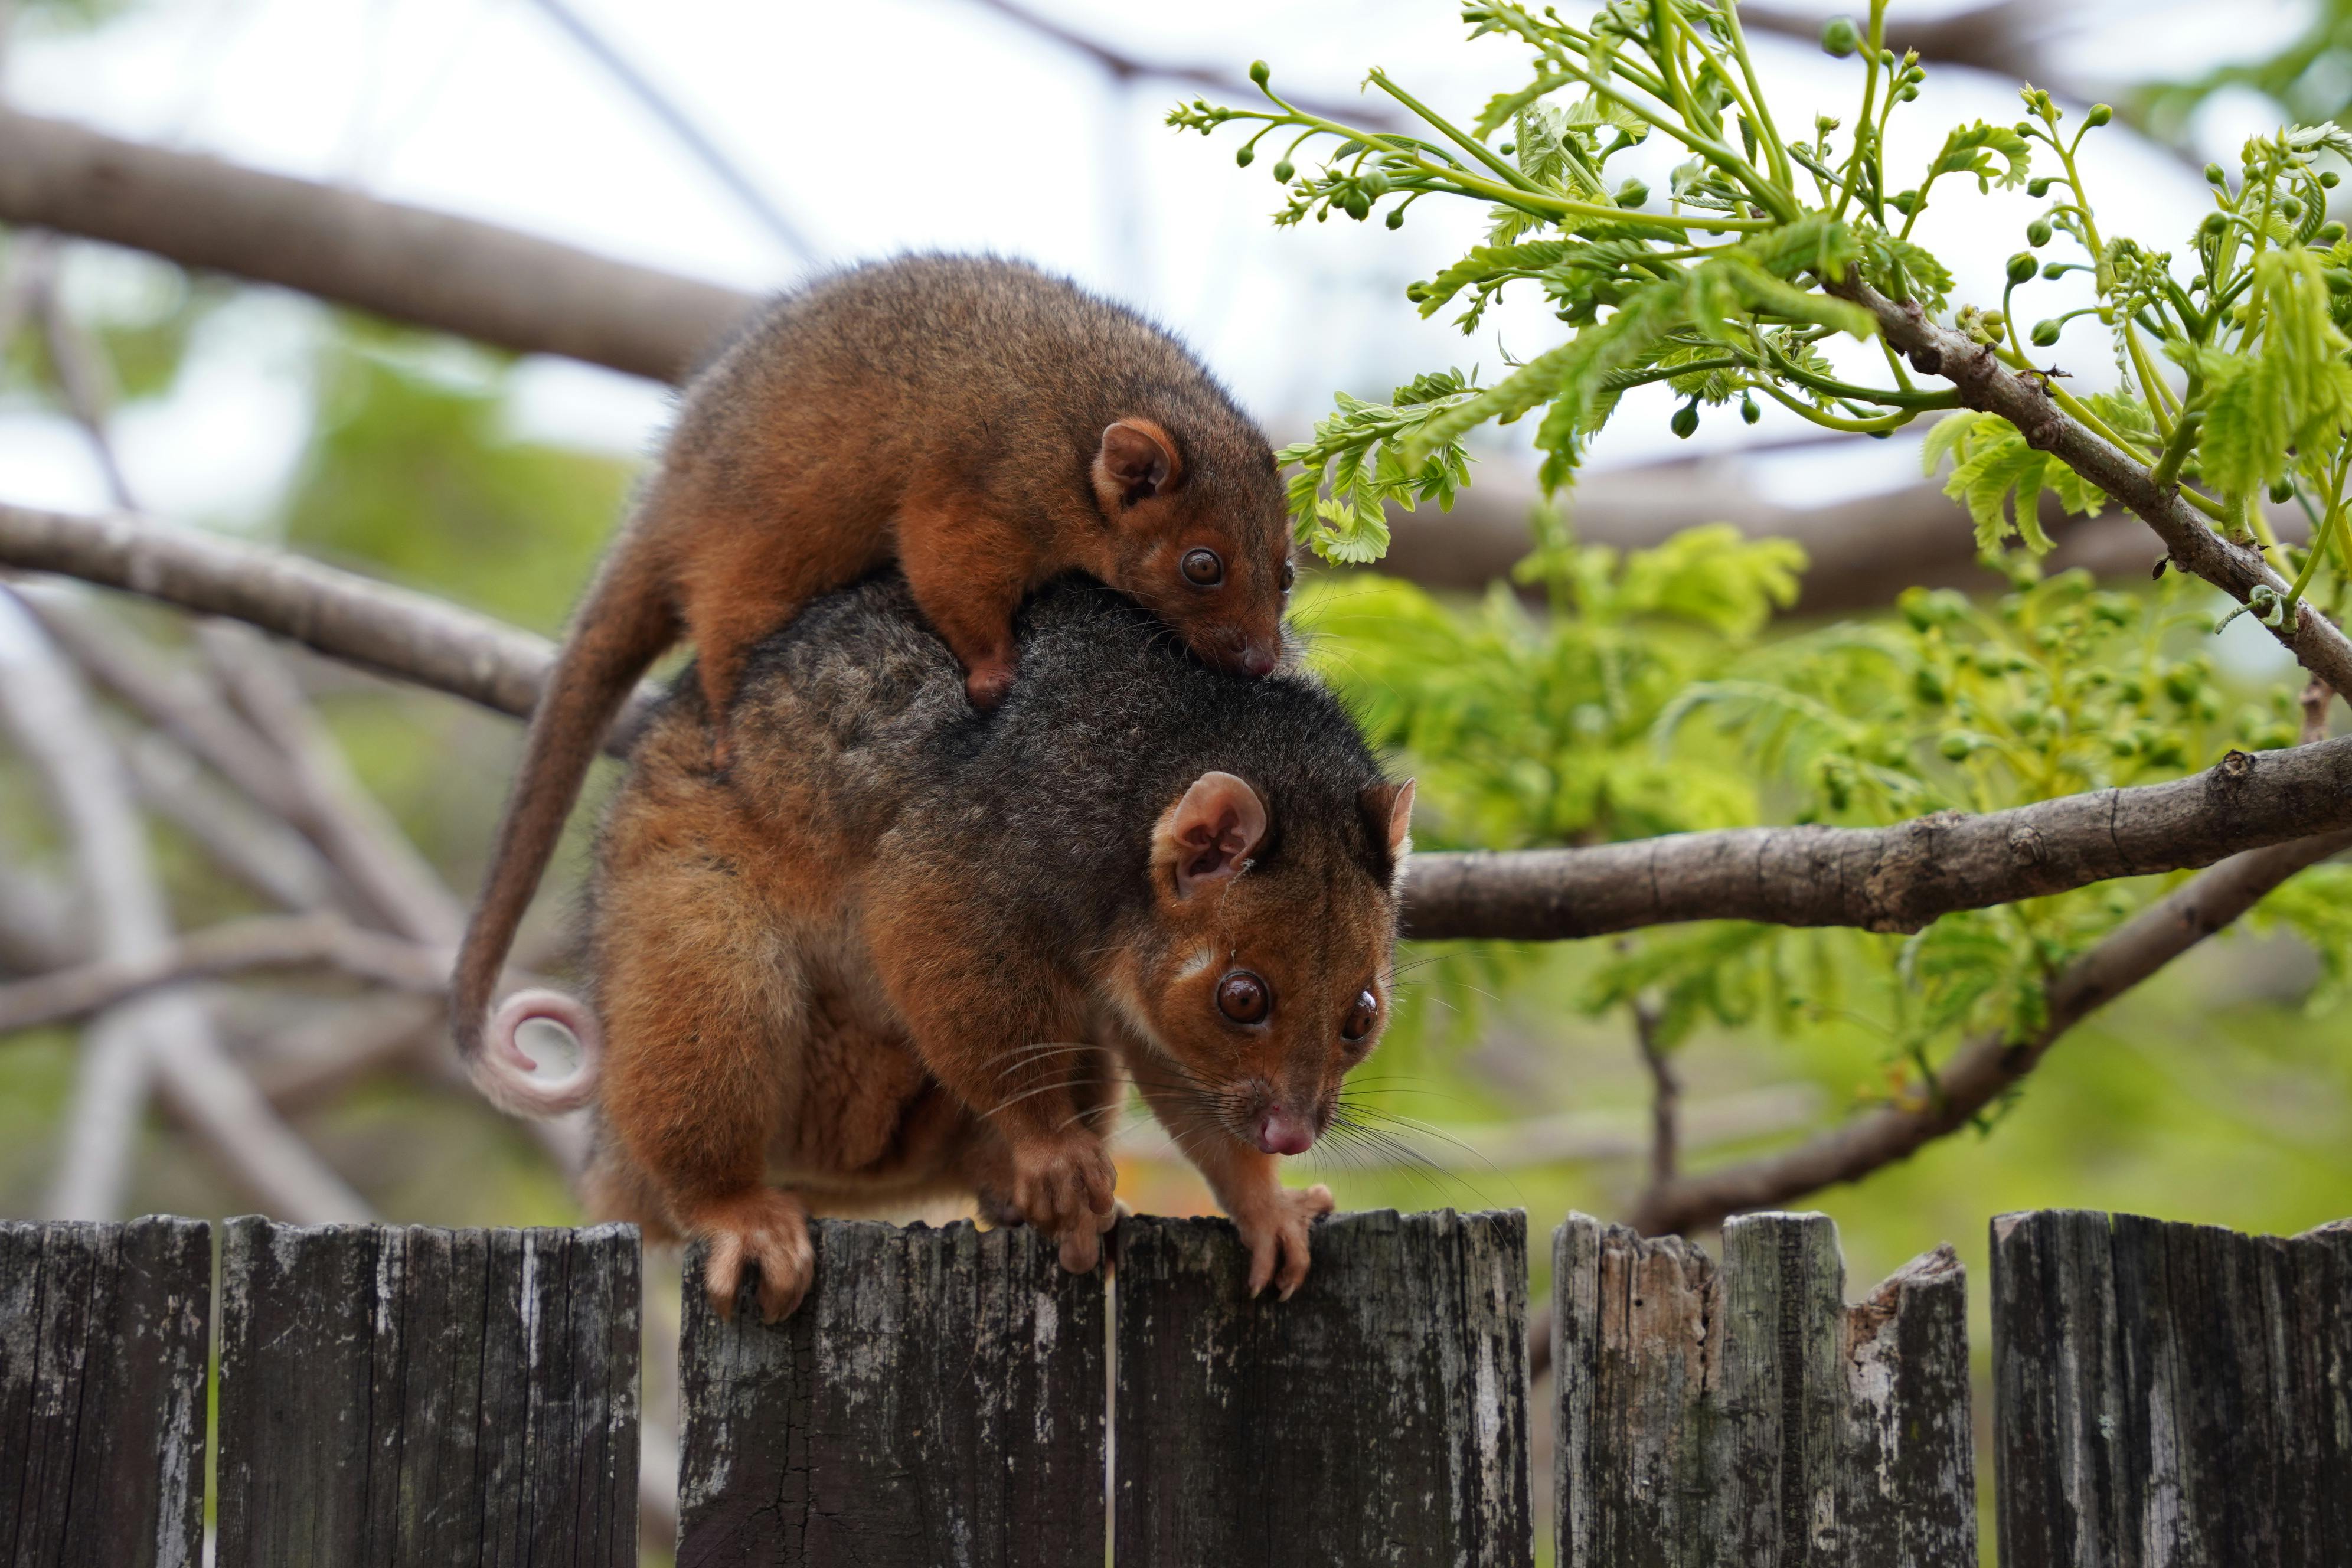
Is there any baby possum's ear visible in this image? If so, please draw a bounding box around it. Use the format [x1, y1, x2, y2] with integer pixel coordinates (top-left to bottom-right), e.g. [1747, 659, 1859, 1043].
[1155, 770, 1269, 899]
[1362, 778, 1416, 868]
[1094, 419, 1183, 511]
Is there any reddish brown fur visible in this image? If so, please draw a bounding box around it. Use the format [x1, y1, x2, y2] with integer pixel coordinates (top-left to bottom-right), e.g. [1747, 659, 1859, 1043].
[560, 577, 1403, 1318]
[452, 255, 1293, 1079]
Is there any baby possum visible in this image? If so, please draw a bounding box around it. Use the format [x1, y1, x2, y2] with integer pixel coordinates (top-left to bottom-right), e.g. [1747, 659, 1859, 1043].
[452, 254, 1295, 1095]
[469, 573, 1412, 1319]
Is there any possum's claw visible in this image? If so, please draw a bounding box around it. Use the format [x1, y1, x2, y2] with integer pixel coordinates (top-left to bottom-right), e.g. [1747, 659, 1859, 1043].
[696, 1187, 815, 1323]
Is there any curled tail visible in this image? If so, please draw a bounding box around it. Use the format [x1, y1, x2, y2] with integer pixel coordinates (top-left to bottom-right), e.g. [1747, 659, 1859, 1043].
[453, 542, 675, 1106]
[471, 988, 604, 1116]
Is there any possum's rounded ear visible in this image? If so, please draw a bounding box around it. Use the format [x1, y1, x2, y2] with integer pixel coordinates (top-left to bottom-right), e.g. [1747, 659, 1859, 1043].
[1361, 778, 1415, 867]
[1095, 419, 1183, 511]
[1155, 770, 1268, 898]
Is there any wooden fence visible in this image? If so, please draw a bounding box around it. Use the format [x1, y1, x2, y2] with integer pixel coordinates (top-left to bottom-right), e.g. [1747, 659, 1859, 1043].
[2, 1207, 2346, 1566]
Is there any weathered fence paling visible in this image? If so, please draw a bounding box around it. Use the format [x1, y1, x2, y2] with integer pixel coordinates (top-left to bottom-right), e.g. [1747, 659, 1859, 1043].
[1992, 1208, 2352, 1568]
[0, 1217, 210, 1568]
[1553, 1211, 1977, 1568]
[1115, 1210, 1531, 1568]
[214, 1217, 641, 1568]
[678, 1219, 1106, 1568]
[5, 1205, 2351, 1568]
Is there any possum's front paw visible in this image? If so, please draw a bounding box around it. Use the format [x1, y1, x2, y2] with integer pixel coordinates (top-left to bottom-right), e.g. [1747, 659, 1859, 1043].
[1010, 1133, 1117, 1273]
[694, 1187, 814, 1323]
[1230, 1182, 1335, 1300]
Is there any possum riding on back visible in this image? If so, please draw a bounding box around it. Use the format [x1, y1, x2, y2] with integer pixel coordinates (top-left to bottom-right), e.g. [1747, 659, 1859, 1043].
[451, 256, 1296, 1070]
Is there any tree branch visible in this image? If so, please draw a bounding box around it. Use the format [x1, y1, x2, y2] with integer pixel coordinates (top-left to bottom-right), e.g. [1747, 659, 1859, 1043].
[0, 109, 752, 382]
[1626, 823, 2352, 1235]
[1834, 275, 2352, 703]
[0, 502, 654, 749]
[0, 913, 458, 1035]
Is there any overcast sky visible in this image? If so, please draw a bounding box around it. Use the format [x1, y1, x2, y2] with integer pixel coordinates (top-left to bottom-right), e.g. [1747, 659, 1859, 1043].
[0, 0, 2318, 531]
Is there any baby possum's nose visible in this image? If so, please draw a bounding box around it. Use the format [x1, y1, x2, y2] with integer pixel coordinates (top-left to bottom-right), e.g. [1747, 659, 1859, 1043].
[1253, 1105, 1315, 1156]
[1243, 644, 1278, 677]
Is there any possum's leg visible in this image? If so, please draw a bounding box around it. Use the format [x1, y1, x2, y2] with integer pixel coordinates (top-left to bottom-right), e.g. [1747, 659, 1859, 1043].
[593, 853, 815, 1321]
[864, 890, 1118, 1270]
[895, 494, 1035, 708]
[1131, 1070, 1332, 1300]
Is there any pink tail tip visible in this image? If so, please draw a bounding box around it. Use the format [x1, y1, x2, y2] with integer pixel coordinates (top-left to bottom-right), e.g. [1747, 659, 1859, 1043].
[469, 988, 603, 1117]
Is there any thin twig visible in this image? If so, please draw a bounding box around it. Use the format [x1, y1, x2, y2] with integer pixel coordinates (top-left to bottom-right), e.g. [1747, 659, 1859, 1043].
[121, 729, 338, 911]
[0, 912, 457, 1035]
[34, 253, 138, 510]
[1631, 997, 1679, 1191]
[198, 620, 465, 943]
[1629, 824, 2352, 1234]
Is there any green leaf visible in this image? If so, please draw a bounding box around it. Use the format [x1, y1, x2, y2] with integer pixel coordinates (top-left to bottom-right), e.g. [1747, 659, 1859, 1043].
[1925, 121, 2034, 192]
[1920, 410, 1984, 475]
[1858, 227, 1956, 313]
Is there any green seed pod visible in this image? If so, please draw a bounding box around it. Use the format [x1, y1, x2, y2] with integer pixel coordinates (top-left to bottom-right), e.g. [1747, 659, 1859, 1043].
[1937, 731, 1977, 761]
[2085, 103, 2112, 127]
[1896, 84, 1919, 101]
[2007, 251, 2037, 284]
[2163, 665, 2201, 705]
[1249, 60, 1270, 86]
[1913, 666, 1948, 705]
[2206, 162, 2227, 185]
[2320, 221, 2347, 243]
[2108, 733, 2137, 758]
[1890, 188, 1919, 213]
[1235, 146, 1255, 168]
[1344, 193, 1371, 221]
[2327, 269, 2352, 295]
[2119, 677, 2145, 704]
[2043, 262, 2070, 280]
[1821, 15, 1860, 55]
[1385, 206, 1406, 230]
[1899, 589, 1936, 632]
[2010, 705, 2044, 735]
[1740, 394, 1760, 425]
[2201, 211, 2229, 237]
[2325, 170, 2343, 189]
[1272, 159, 1295, 183]
[2027, 217, 2053, 246]
[2281, 195, 2304, 221]
[1617, 179, 1649, 207]
[1671, 403, 1700, 439]
[2031, 318, 2062, 346]
[1404, 282, 1427, 302]
[2027, 177, 2053, 197]
[2269, 477, 2296, 504]
[1498, 142, 1515, 155]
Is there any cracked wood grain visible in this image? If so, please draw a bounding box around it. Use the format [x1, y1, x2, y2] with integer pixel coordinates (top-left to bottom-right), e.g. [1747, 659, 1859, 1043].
[214, 1217, 639, 1568]
[676, 1219, 1104, 1568]
[1553, 1211, 1974, 1567]
[0, 1217, 211, 1568]
[1115, 1210, 1532, 1568]
[1992, 1210, 2352, 1568]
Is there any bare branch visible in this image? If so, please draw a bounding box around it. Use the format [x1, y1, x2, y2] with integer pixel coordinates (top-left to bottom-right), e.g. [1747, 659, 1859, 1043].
[965, 0, 1403, 129]
[1628, 824, 2352, 1235]
[0, 913, 456, 1035]
[120, 729, 338, 911]
[0, 584, 372, 1222]
[1631, 998, 1679, 1190]
[0, 504, 654, 748]
[521, 0, 821, 263]
[0, 109, 751, 382]
[1402, 734, 2352, 939]
[0, 873, 80, 976]
[34, 250, 138, 511]
[1836, 276, 2352, 704]
[197, 622, 465, 942]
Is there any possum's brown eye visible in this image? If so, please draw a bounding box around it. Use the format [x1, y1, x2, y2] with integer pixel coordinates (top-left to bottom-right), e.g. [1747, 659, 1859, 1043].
[1182, 548, 1224, 587]
[1216, 970, 1270, 1024]
[1279, 559, 1296, 593]
[1341, 989, 1378, 1042]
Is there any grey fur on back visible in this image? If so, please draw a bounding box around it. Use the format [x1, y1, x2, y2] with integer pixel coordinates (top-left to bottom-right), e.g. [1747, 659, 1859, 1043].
[662, 572, 1396, 952]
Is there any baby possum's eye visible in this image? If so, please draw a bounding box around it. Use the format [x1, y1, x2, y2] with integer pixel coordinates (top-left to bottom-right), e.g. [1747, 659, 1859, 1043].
[1182, 548, 1224, 587]
[1216, 970, 1270, 1024]
[1341, 989, 1379, 1043]
[1279, 559, 1296, 594]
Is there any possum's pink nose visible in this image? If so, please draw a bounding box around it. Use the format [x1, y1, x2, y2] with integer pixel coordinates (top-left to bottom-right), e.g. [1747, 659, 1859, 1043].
[1243, 646, 1278, 677]
[1255, 1107, 1315, 1156]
